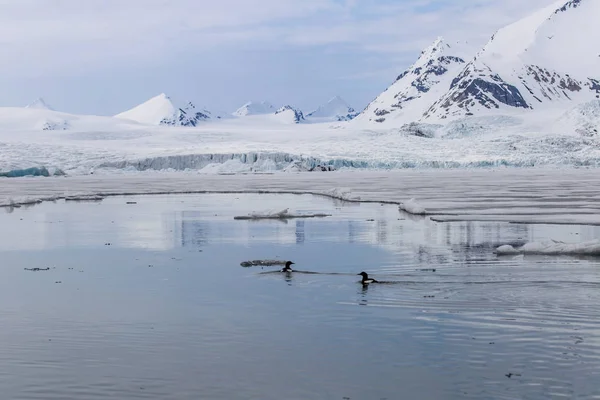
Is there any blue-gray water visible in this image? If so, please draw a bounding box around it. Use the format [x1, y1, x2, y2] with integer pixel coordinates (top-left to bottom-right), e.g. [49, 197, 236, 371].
[1, 194, 600, 399]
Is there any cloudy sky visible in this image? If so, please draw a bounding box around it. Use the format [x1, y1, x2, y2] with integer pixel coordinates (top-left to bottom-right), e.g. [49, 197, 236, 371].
[0, 0, 556, 115]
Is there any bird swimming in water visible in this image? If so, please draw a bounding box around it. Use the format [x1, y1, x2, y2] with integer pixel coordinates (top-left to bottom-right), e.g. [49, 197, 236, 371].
[358, 271, 378, 284]
[281, 261, 295, 272]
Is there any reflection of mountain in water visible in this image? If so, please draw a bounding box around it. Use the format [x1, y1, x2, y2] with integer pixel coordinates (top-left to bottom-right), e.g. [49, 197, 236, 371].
[168, 209, 538, 265]
[174, 211, 209, 248]
[295, 220, 305, 244]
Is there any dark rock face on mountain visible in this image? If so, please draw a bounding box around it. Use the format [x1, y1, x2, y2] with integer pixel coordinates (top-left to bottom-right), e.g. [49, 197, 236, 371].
[275, 105, 305, 123]
[354, 38, 467, 124]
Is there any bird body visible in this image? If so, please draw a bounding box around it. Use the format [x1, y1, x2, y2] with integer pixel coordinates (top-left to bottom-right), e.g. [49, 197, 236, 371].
[281, 261, 295, 272]
[358, 271, 378, 284]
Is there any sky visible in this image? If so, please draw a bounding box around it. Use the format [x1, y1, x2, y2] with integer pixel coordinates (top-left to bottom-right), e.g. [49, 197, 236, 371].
[0, 0, 557, 116]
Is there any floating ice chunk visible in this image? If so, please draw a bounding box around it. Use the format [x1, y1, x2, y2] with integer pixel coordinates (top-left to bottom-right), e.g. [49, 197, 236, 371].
[324, 188, 361, 201]
[496, 239, 600, 256]
[399, 198, 428, 215]
[234, 208, 331, 220]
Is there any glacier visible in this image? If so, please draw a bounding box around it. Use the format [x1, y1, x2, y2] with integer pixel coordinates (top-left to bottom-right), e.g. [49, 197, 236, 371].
[0, 1, 599, 177]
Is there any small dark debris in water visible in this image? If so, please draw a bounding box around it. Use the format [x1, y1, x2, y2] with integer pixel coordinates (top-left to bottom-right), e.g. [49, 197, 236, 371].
[489, 342, 495, 345]
[126, 201, 137, 205]
[343, 397, 351, 400]
[68, 268, 74, 270]
[148, 265, 154, 268]
[423, 295, 435, 298]
[366, 219, 375, 222]
[240, 260, 286, 267]
[104, 243, 111, 246]
[20, 218, 23, 221]
[418, 268, 436, 272]
[55, 281, 62, 284]
[505, 373, 521, 378]
[24, 267, 50, 271]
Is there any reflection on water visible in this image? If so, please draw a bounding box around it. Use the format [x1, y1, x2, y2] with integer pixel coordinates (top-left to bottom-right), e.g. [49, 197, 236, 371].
[1, 194, 600, 399]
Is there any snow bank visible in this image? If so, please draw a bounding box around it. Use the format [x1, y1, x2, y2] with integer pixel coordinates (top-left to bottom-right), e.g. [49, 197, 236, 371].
[399, 198, 428, 215]
[233, 208, 330, 220]
[496, 239, 600, 256]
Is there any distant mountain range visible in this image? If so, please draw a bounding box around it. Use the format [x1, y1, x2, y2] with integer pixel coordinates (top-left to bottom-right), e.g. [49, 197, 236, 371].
[9, 0, 600, 136]
[112, 94, 358, 126]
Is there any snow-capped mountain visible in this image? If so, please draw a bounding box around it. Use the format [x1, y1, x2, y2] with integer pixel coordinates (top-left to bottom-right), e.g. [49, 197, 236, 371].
[354, 38, 467, 125]
[26, 98, 55, 111]
[234, 101, 276, 117]
[355, 0, 600, 127]
[115, 93, 216, 126]
[424, 0, 600, 121]
[306, 96, 358, 121]
[274, 105, 305, 124]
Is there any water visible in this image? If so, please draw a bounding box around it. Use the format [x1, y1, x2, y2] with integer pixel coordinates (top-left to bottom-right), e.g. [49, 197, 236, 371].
[1, 193, 600, 399]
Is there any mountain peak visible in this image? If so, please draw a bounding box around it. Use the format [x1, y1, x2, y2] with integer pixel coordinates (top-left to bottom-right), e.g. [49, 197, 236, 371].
[234, 101, 275, 117]
[26, 97, 54, 111]
[274, 105, 305, 124]
[424, 0, 600, 121]
[555, 0, 583, 14]
[354, 37, 466, 125]
[115, 94, 214, 126]
[307, 96, 357, 121]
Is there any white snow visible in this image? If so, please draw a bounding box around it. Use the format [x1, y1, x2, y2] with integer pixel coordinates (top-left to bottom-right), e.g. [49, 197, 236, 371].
[399, 198, 427, 215]
[306, 96, 357, 122]
[425, 0, 600, 121]
[115, 93, 177, 125]
[115, 94, 215, 126]
[233, 101, 276, 117]
[273, 105, 304, 124]
[26, 97, 54, 111]
[496, 239, 600, 256]
[0, 2, 599, 179]
[353, 37, 469, 126]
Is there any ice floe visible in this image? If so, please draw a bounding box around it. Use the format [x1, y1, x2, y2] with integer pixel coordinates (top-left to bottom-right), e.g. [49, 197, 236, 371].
[234, 208, 330, 220]
[3, 169, 600, 226]
[496, 239, 600, 256]
[399, 198, 428, 215]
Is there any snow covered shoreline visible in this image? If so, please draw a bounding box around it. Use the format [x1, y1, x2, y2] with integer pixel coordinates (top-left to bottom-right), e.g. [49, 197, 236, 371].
[3, 168, 600, 226]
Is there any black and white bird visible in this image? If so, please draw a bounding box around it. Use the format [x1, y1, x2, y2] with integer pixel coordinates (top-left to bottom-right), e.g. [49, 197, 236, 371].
[357, 271, 378, 284]
[281, 261, 295, 272]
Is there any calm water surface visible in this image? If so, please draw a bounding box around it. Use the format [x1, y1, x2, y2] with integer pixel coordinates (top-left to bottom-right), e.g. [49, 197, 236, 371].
[1, 193, 600, 400]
